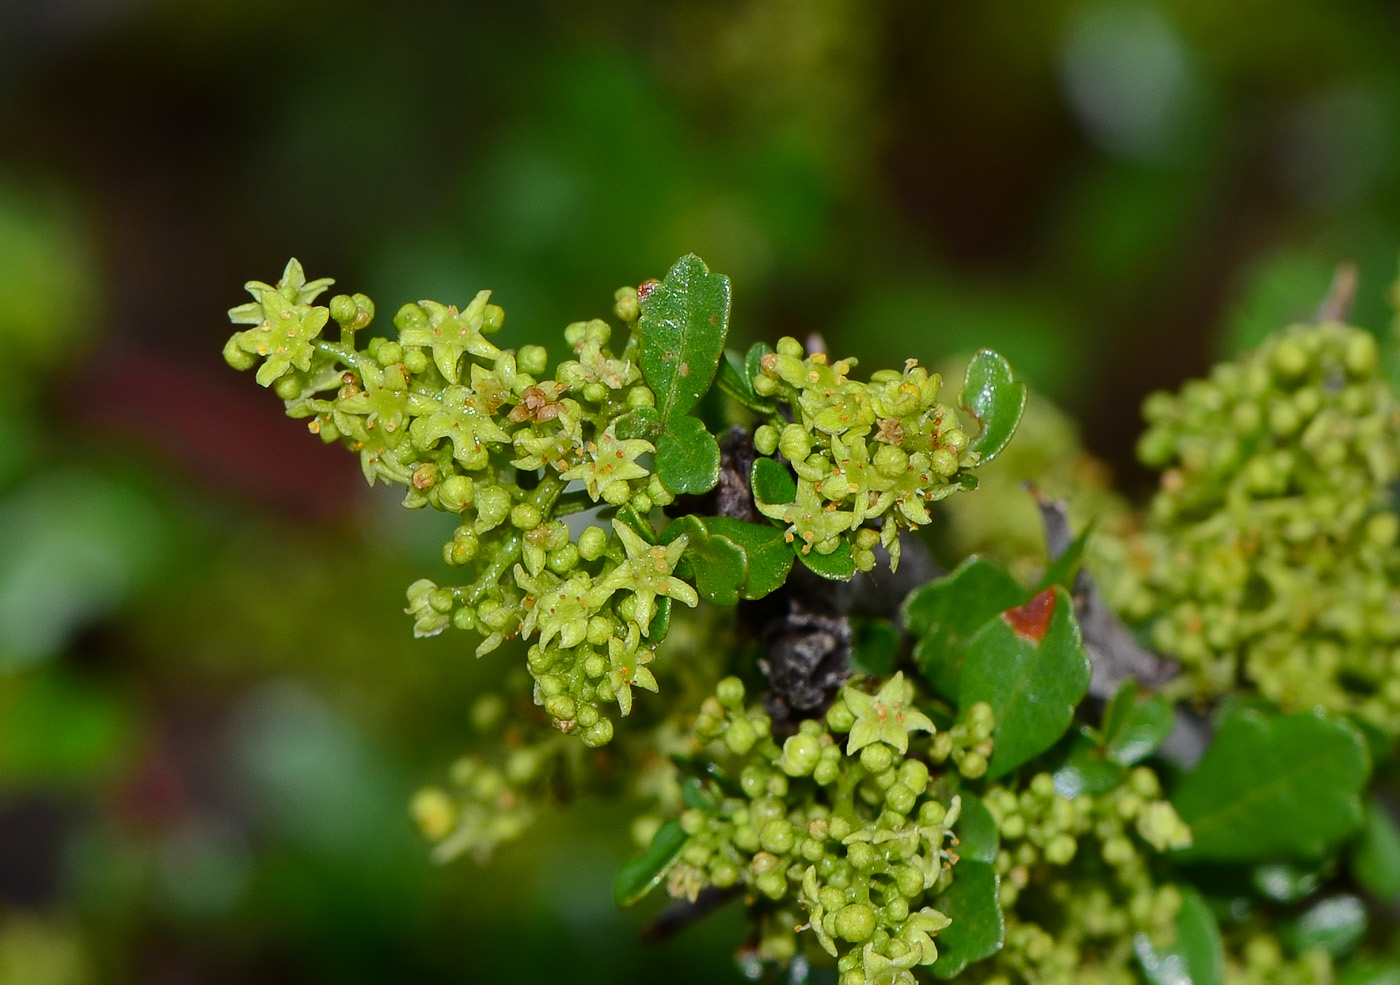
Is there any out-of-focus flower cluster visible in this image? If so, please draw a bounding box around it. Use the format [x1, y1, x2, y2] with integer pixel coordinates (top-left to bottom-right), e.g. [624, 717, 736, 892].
[1131, 321, 1400, 731]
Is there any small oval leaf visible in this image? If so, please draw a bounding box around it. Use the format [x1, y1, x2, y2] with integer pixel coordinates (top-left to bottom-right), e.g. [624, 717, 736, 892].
[751, 457, 797, 509]
[638, 254, 731, 421]
[796, 538, 855, 581]
[1103, 681, 1174, 766]
[959, 586, 1091, 779]
[930, 860, 1003, 978]
[960, 348, 1026, 463]
[614, 819, 689, 908]
[656, 416, 721, 495]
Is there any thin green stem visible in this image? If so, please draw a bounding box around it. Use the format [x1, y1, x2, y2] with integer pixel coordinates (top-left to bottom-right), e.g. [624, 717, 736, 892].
[460, 473, 567, 607]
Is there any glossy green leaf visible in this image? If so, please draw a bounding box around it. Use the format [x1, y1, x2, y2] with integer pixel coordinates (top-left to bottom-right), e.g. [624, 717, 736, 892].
[677, 523, 747, 607]
[637, 254, 730, 421]
[716, 349, 774, 414]
[1103, 681, 1174, 766]
[930, 860, 1002, 978]
[666, 515, 794, 604]
[655, 415, 721, 495]
[904, 557, 1028, 701]
[1351, 800, 1400, 902]
[750, 457, 797, 509]
[614, 406, 664, 441]
[1171, 710, 1370, 862]
[650, 595, 672, 642]
[796, 537, 855, 581]
[1281, 894, 1367, 958]
[959, 348, 1026, 463]
[614, 818, 689, 908]
[1134, 887, 1223, 985]
[959, 587, 1091, 779]
[1050, 726, 1128, 798]
[703, 516, 793, 600]
[954, 795, 1000, 863]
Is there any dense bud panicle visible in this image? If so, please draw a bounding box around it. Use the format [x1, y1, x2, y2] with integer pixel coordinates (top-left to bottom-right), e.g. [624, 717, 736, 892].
[1133, 321, 1400, 732]
[752, 337, 983, 570]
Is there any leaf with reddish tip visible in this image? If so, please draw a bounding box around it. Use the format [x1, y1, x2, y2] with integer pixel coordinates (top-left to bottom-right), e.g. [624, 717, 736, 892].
[959, 586, 1091, 779]
[905, 557, 1029, 701]
[1004, 588, 1056, 642]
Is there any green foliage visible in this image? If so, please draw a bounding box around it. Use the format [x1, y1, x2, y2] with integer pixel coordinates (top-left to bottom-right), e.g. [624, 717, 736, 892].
[614, 819, 689, 907]
[960, 348, 1027, 464]
[904, 557, 1028, 699]
[223, 253, 1400, 985]
[957, 587, 1091, 780]
[1170, 709, 1369, 862]
[1102, 683, 1175, 767]
[1134, 888, 1224, 985]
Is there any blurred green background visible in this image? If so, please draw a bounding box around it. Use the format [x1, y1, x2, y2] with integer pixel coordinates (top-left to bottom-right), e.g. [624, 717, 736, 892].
[1, 1, 1398, 982]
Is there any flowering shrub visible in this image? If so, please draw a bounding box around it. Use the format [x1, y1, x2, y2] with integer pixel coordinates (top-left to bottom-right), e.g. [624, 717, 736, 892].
[227, 254, 1400, 985]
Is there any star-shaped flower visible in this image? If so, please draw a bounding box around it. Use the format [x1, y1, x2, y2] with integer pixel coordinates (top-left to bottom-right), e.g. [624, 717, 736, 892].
[515, 567, 600, 651]
[755, 475, 854, 554]
[860, 944, 919, 985]
[408, 385, 511, 470]
[395, 292, 500, 383]
[228, 258, 335, 324]
[843, 673, 935, 756]
[588, 520, 698, 635]
[558, 424, 653, 499]
[226, 260, 337, 387]
[334, 361, 410, 441]
[558, 335, 636, 393]
[607, 622, 658, 716]
[899, 907, 951, 966]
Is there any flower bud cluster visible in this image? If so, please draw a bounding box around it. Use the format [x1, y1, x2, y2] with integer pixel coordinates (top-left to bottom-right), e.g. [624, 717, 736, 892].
[751, 338, 980, 570]
[967, 768, 1189, 984]
[1133, 321, 1400, 730]
[928, 701, 995, 779]
[1224, 928, 1333, 985]
[225, 260, 698, 744]
[672, 675, 957, 984]
[408, 694, 562, 862]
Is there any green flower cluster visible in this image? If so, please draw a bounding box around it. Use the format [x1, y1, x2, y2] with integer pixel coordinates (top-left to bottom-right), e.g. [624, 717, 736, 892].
[672, 674, 958, 984]
[224, 260, 698, 745]
[1223, 929, 1333, 985]
[407, 693, 562, 862]
[966, 769, 1191, 985]
[928, 699, 996, 781]
[1133, 321, 1400, 729]
[751, 338, 979, 570]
